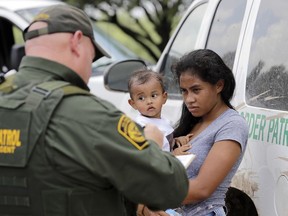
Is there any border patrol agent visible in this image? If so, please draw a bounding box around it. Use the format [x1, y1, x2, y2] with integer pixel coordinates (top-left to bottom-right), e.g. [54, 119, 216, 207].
[0, 5, 189, 216]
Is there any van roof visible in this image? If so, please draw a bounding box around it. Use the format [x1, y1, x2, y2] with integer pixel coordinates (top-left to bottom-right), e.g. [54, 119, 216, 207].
[0, 0, 61, 12]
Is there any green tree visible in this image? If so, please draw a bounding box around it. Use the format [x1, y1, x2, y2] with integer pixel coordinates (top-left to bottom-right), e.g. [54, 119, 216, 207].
[63, 0, 193, 62]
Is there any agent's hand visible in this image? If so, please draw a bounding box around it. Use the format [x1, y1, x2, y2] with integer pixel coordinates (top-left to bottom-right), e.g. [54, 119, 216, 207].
[143, 207, 170, 216]
[137, 205, 169, 216]
[144, 124, 164, 149]
[145, 211, 170, 216]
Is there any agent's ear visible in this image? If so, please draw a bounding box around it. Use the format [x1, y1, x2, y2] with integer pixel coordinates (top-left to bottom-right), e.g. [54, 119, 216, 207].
[70, 30, 83, 58]
[216, 79, 224, 93]
[128, 98, 138, 110]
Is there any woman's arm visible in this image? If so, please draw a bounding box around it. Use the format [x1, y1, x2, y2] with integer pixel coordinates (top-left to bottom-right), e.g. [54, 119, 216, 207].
[183, 140, 241, 204]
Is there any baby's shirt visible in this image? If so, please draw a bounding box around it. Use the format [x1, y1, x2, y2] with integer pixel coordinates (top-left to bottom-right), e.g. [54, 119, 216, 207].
[134, 115, 174, 152]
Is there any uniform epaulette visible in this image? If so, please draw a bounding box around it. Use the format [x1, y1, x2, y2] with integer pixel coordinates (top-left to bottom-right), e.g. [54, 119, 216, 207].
[30, 80, 91, 97]
[62, 85, 91, 96]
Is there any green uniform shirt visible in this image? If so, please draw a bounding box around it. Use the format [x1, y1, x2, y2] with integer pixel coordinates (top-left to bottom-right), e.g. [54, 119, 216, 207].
[8, 56, 188, 215]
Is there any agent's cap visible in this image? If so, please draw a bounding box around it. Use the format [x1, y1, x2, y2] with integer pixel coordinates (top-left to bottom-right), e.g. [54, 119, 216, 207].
[23, 4, 110, 61]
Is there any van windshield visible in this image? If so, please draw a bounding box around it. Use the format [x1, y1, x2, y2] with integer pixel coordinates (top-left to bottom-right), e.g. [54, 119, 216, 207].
[160, 0, 247, 97]
[206, 0, 247, 70]
[161, 2, 208, 97]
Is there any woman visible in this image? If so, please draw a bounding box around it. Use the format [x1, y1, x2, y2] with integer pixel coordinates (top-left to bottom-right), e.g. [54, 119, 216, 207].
[171, 49, 249, 216]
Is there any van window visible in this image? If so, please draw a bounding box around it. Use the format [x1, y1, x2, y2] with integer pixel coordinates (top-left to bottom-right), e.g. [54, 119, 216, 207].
[246, 0, 288, 111]
[206, 0, 247, 70]
[161, 2, 208, 97]
[0, 18, 23, 73]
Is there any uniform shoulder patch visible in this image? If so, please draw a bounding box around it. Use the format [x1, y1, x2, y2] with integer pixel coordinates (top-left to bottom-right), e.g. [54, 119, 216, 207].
[117, 115, 149, 150]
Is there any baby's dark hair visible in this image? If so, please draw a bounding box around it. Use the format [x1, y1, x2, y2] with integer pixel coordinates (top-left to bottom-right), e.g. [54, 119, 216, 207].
[128, 69, 165, 97]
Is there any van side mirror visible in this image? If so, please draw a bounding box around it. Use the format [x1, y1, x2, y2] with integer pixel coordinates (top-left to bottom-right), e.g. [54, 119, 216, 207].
[10, 44, 25, 71]
[104, 59, 147, 92]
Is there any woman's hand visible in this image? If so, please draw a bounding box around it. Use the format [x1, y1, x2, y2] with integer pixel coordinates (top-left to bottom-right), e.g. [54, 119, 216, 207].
[173, 144, 192, 155]
[174, 134, 193, 147]
[172, 134, 193, 155]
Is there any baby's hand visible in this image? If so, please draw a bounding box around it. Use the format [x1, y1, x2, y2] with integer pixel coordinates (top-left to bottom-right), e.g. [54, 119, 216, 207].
[174, 134, 193, 147]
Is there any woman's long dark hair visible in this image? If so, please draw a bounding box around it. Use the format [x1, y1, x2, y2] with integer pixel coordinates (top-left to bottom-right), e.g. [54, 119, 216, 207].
[172, 49, 236, 137]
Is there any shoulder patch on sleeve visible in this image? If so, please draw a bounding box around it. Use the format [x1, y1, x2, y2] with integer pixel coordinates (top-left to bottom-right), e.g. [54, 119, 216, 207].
[117, 115, 149, 150]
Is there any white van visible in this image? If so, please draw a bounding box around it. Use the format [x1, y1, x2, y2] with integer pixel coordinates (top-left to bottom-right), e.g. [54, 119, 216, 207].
[103, 0, 288, 215]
